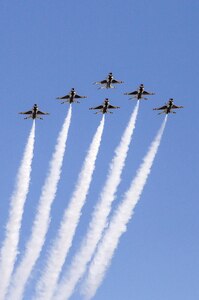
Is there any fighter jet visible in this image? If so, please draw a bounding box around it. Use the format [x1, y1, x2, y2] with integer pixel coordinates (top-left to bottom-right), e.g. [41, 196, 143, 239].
[124, 84, 155, 100]
[93, 72, 124, 89]
[56, 88, 87, 104]
[153, 98, 183, 114]
[89, 98, 120, 114]
[19, 104, 49, 120]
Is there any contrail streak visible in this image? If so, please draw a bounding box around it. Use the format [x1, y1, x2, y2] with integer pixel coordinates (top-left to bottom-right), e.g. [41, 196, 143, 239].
[54, 103, 139, 300]
[35, 116, 105, 300]
[82, 116, 167, 300]
[7, 106, 72, 300]
[0, 122, 35, 300]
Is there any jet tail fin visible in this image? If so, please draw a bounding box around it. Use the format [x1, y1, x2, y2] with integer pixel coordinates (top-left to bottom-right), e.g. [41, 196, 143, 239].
[158, 111, 165, 115]
[94, 111, 102, 114]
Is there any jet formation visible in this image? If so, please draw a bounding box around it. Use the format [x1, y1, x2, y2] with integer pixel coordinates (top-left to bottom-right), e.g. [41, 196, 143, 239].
[18, 72, 184, 120]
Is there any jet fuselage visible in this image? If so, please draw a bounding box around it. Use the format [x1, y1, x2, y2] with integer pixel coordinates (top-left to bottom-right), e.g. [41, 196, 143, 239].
[69, 90, 76, 103]
[32, 105, 39, 119]
[138, 85, 144, 99]
[102, 100, 109, 113]
[106, 75, 113, 88]
[165, 100, 174, 114]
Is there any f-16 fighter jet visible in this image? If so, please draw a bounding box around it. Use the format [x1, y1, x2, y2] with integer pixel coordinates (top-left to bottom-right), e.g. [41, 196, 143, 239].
[19, 104, 49, 120]
[89, 98, 120, 114]
[56, 88, 87, 104]
[153, 98, 183, 114]
[94, 72, 124, 89]
[124, 84, 155, 100]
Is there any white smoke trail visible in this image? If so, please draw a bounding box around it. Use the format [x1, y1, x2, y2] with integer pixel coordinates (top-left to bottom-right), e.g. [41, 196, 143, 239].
[35, 116, 105, 300]
[54, 103, 139, 300]
[82, 116, 167, 300]
[7, 106, 72, 300]
[0, 122, 35, 300]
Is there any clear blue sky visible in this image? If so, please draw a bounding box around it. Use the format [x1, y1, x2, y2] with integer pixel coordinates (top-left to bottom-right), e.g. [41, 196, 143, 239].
[0, 1, 198, 299]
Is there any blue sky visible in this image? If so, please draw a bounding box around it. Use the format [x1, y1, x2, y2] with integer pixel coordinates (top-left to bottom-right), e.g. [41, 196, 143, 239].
[0, 1, 199, 299]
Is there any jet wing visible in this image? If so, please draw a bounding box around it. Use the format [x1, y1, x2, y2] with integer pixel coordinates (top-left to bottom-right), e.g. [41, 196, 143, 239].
[124, 91, 138, 95]
[89, 105, 103, 110]
[56, 94, 70, 99]
[37, 110, 49, 115]
[153, 105, 167, 110]
[172, 105, 183, 109]
[19, 110, 32, 115]
[112, 79, 123, 84]
[143, 91, 155, 95]
[94, 80, 107, 84]
[108, 104, 120, 109]
[74, 94, 87, 99]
